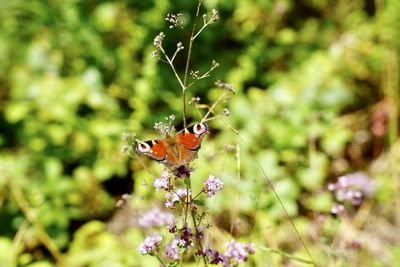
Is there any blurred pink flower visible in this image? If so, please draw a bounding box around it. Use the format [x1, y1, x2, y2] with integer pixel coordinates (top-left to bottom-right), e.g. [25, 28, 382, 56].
[153, 170, 172, 192]
[163, 239, 180, 260]
[138, 234, 162, 255]
[138, 207, 174, 228]
[204, 175, 223, 197]
[328, 172, 374, 207]
[223, 240, 255, 265]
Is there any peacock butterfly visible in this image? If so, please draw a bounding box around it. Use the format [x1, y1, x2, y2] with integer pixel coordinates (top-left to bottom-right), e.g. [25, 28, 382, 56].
[136, 123, 208, 167]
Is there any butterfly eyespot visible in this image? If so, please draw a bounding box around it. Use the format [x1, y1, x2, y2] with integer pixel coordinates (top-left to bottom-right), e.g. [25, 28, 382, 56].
[193, 123, 208, 135]
[136, 142, 151, 153]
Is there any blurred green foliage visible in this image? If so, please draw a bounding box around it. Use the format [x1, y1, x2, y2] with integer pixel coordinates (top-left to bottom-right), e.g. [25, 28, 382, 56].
[1, 0, 400, 266]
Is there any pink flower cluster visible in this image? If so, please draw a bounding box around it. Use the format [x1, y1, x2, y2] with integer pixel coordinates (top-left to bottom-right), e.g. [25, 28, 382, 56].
[138, 207, 174, 228]
[138, 234, 162, 255]
[153, 170, 172, 192]
[204, 175, 223, 198]
[163, 239, 180, 260]
[198, 240, 255, 266]
[328, 172, 374, 215]
[223, 240, 256, 266]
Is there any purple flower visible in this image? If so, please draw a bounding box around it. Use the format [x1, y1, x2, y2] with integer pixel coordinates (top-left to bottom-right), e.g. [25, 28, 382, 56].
[177, 225, 194, 248]
[331, 203, 346, 216]
[138, 207, 174, 228]
[168, 224, 177, 233]
[204, 175, 223, 197]
[223, 240, 255, 265]
[163, 239, 180, 260]
[165, 188, 190, 209]
[328, 172, 374, 208]
[153, 171, 172, 192]
[205, 249, 224, 264]
[138, 234, 162, 255]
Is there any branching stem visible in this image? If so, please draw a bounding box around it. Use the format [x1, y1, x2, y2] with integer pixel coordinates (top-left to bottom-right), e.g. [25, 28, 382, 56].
[159, 46, 186, 91]
[183, 0, 203, 128]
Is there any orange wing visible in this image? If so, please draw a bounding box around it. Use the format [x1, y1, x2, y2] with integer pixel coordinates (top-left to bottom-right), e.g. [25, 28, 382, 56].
[176, 132, 202, 150]
[136, 140, 167, 161]
[176, 123, 208, 150]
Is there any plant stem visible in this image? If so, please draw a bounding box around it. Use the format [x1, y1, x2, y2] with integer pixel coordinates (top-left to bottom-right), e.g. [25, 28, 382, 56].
[183, 0, 203, 128]
[201, 91, 229, 122]
[190, 198, 208, 266]
[224, 120, 318, 267]
[155, 254, 166, 265]
[183, 177, 191, 225]
[259, 245, 315, 265]
[192, 21, 212, 41]
[192, 189, 205, 200]
[186, 65, 218, 89]
[160, 46, 186, 91]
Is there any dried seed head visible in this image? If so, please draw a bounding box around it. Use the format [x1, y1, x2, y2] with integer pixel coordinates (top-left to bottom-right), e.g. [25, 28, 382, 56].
[121, 145, 129, 153]
[154, 32, 165, 48]
[222, 108, 230, 116]
[165, 13, 183, 29]
[177, 42, 184, 50]
[151, 50, 159, 59]
[190, 70, 200, 80]
[210, 9, 219, 23]
[189, 96, 201, 105]
[212, 60, 220, 69]
[215, 80, 236, 94]
[154, 115, 176, 135]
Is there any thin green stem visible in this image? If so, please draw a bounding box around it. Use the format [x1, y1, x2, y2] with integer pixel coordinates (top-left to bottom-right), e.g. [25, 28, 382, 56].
[186, 64, 219, 89]
[192, 189, 205, 200]
[155, 254, 166, 265]
[224, 120, 318, 267]
[171, 46, 183, 63]
[190, 197, 208, 266]
[192, 20, 212, 41]
[201, 91, 229, 122]
[259, 245, 315, 265]
[159, 46, 186, 90]
[183, 177, 191, 225]
[183, 0, 203, 128]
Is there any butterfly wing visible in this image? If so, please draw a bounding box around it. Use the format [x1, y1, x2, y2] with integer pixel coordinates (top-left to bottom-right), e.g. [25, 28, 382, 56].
[176, 123, 208, 150]
[136, 140, 167, 162]
[136, 123, 208, 167]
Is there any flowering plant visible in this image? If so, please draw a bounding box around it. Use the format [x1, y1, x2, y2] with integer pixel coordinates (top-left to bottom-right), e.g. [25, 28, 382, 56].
[123, 1, 255, 266]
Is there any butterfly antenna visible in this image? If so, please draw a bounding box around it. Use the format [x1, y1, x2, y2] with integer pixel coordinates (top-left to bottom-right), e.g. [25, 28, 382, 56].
[226, 122, 317, 267]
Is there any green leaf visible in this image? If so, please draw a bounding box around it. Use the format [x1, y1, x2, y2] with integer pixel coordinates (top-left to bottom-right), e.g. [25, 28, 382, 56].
[192, 199, 205, 206]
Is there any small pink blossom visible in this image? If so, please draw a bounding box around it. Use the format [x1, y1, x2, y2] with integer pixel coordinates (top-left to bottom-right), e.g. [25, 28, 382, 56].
[204, 175, 223, 197]
[331, 203, 346, 216]
[223, 240, 255, 265]
[328, 172, 374, 209]
[153, 170, 172, 192]
[163, 239, 180, 260]
[138, 234, 162, 255]
[138, 207, 174, 228]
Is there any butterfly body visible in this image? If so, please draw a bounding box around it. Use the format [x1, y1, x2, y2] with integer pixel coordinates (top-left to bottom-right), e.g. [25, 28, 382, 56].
[136, 123, 208, 167]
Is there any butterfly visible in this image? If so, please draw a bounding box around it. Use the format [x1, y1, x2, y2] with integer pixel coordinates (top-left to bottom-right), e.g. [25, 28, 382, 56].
[136, 123, 208, 167]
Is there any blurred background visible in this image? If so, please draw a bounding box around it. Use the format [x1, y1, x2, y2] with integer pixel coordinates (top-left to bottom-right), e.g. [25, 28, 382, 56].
[1, 0, 399, 266]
